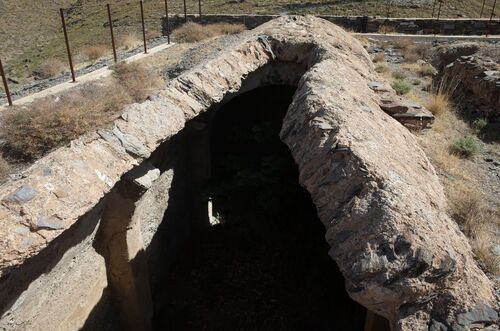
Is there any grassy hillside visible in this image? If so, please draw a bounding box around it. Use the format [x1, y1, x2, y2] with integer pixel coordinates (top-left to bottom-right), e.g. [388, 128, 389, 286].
[0, 0, 78, 81]
[0, 0, 496, 84]
[0, 0, 166, 83]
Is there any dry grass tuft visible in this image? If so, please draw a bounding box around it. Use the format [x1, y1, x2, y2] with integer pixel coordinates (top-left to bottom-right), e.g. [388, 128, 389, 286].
[426, 93, 450, 116]
[447, 184, 500, 275]
[392, 37, 412, 50]
[212, 22, 247, 35]
[473, 227, 500, 276]
[400, 63, 420, 72]
[402, 45, 423, 63]
[475, 246, 500, 276]
[375, 63, 389, 73]
[438, 70, 462, 97]
[112, 62, 163, 102]
[172, 23, 208, 42]
[354, 35, 369, 47]
[417, 105, 499, 276]
[448, 184, 484, 233]
[403, 49, 420, 63]
[372, 53, 385, 63]
[392, 70, 407, 80]
[0, 83, 131, 161]
[391, 40, 428, 63]
[417, 63, 438, 77]
[172, 22, 246, 43]
[82, 45, 108, 62]
[119, 33, 141, 50]
[146, 30, 162, 40]
[0, 156, 11, 182]
[378, 25, 396, 34]
[34, 58, 65, 79]
[1, 60, 165, 162]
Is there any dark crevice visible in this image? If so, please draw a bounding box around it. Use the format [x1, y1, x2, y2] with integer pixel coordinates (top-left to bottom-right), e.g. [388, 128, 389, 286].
[151, 85, 371, 331]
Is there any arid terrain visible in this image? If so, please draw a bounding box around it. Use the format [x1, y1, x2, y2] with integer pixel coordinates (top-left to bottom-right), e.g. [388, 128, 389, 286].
[0, 0, 496, 84]
[361, 36, 500, 277]
[1, 19, 499, 278]
[0, 13, 498, 331]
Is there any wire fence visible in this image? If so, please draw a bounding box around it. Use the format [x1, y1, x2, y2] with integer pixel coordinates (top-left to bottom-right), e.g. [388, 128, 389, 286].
[0, 0, 498, 105]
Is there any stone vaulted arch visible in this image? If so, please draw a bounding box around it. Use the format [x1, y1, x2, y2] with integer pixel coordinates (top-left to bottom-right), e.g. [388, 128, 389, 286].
[0, 16, 496, 331]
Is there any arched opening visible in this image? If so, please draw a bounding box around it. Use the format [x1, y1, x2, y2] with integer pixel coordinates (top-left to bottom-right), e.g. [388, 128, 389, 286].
[152, 86, 388, 330]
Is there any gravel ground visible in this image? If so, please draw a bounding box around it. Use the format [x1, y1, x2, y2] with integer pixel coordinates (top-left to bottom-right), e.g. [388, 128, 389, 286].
[159, 32, 254, 81]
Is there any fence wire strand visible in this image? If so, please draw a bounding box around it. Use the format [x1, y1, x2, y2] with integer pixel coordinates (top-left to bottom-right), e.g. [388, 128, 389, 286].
[0, 0, 499, 97]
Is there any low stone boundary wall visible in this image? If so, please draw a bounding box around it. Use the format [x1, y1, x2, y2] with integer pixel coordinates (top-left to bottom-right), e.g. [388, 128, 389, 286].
[162, 14, 500, 36]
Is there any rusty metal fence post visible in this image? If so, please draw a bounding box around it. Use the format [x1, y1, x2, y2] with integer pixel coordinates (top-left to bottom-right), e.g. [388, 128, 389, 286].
[480, 0, 486, 17]
[183, 0, 187, 22]
[107, 4, 118, 63]
[140, 1, 147, 54]
[0, 58, 13, 106]
[164, 0, 170, 44]
[488, 0, 497, 35]
[60, 8, 76, 82]
[436, 0, 443, 20]
[490, 0, 497, 21]
[198, 0, 202, 20]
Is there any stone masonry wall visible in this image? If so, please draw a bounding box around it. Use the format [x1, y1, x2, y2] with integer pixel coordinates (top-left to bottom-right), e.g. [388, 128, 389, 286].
[0, 16, 497, 331]
[163, 14, 500, 35]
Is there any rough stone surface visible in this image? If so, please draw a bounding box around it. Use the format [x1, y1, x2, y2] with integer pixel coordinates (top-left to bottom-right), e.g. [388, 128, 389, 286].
[0, 15, 497, 330]
[2, 185, 38, 204]
[455, 303, 499, 327]
[0, 206, 108, 331]
[32, 216, 65, 231]
[126, 162, 160, 190]
[438, 47, 499, 119]
[429, 42, 481, 74]
[375, 89, 434, 130]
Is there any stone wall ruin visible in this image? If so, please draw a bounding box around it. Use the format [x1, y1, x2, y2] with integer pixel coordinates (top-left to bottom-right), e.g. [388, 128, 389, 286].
[163, 14, 500, 36]
[0, 16, 497, 331]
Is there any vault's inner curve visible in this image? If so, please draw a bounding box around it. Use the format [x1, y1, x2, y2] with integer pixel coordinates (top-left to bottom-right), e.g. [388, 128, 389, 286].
[150, 85, 389, 330]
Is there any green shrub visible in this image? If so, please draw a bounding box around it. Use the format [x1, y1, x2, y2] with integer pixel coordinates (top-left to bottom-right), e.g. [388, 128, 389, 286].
[472, 118, 488, 132]
[391, 79, 412, 95]
[392, 70, 406, 79]
[451, 137, 481, 158]
[412, 79, 421, 85]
